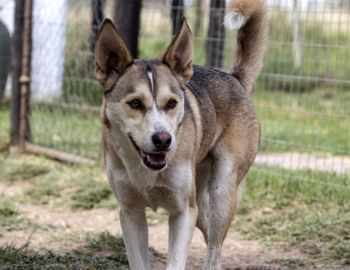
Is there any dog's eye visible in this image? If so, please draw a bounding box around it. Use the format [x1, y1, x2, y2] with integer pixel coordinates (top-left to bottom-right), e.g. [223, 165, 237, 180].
[127, 99, 144, 110]
[165, 99, 177, 110]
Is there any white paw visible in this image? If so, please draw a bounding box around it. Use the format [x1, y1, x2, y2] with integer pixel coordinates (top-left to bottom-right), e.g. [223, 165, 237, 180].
[223, 10, 246, 30]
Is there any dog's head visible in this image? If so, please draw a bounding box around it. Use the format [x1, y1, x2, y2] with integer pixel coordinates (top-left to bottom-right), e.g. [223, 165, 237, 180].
[94, 18, 193, 171]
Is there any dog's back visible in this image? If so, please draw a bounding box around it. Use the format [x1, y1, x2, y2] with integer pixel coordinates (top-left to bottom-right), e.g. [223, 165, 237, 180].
[185, 0, 268, 164]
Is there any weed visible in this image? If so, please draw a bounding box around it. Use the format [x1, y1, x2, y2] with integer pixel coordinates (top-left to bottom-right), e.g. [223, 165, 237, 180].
[84, 232, 128, 264]
[0, 202, 18, 218]
[70, 181, 113, 210]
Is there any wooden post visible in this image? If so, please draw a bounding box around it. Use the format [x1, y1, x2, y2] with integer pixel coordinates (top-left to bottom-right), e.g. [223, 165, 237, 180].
[206, 0, 225, 69]
[113, 0, 142, 58]
[18, 0, 33, 149]
[171, 0, 184, 35]
[10, 0, 24, 145]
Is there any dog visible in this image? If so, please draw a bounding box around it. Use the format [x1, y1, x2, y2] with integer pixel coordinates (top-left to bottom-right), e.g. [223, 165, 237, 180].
[94, 0, 267, 269]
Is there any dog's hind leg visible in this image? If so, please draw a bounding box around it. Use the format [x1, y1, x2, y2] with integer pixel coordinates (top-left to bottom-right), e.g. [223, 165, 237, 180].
[204, 119, 259, 269]
[120, 207, 150, 270]
[204, 154, 239, 270]
[195, 156, 212, 243]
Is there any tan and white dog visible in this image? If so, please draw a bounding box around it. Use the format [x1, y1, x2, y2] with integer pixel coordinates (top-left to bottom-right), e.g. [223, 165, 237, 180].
[94, 0, 268, 269]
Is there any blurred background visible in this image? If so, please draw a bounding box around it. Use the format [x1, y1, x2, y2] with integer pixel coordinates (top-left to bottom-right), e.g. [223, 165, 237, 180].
[0, 0, 349, 269]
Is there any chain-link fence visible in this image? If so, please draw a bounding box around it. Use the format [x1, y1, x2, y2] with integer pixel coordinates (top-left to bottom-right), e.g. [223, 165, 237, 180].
[1, 0, 350, 181]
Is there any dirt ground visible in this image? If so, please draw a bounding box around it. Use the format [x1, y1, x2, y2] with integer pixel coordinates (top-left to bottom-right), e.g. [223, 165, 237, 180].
[0, 205, 303, 270]
[0, 180, 306, 270]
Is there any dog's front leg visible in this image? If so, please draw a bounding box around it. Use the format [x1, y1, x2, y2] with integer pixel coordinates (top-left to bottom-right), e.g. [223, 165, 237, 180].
[167, 204, 198, 270]
[120, 207, 149, 270]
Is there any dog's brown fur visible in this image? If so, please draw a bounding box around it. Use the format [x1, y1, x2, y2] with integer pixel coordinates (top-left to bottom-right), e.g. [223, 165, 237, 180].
[94, 0, 268, 269]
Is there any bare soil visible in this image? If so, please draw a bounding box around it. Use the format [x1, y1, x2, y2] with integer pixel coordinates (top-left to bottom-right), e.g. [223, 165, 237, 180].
[0, 200, 303, 270]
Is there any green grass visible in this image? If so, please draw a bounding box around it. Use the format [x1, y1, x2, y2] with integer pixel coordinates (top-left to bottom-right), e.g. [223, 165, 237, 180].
[29, 103, 101, 159]
[234, 165, 350, 267]
[69, 180, 113, 210]
[263, 14, 350, 86]
[0, 158, 49, 183]
[0, 231, 166, 269]
[0, 200, 36, 235]
[0, 231, 167, 270]
[0, 232, 129, 270]
[0, 106, 9, 148]
[0, 154, 116, 209]
[254, 88, 350, 155]
[28, 163, 115, 209]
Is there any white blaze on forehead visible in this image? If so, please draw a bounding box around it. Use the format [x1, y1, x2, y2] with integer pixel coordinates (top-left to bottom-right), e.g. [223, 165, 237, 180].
[147, 71, 154, 93]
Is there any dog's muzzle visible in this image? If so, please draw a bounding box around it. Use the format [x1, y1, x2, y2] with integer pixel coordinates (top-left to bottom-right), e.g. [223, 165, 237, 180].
[129, 136, 168, 171]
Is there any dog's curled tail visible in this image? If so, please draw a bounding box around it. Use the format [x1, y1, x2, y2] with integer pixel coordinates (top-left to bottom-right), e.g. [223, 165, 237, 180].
[224, 0, 268, 92]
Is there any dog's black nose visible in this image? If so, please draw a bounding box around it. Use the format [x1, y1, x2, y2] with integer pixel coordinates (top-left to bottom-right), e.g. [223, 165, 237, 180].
[152, 132, 172, 150]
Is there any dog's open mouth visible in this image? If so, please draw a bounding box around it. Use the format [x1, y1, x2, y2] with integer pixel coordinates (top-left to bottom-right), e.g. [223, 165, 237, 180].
[129, 136, 167, 171]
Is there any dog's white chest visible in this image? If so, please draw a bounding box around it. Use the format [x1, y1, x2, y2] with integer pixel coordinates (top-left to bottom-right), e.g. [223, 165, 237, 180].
[106, 154, 192, 213]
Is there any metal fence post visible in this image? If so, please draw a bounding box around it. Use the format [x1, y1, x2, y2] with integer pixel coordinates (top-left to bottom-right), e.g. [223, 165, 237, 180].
[18, 0, 32, 150]
[90, 0, 105, 69]
[171, 0, 184, 35]
[206, 0, 225, 69]
[113, 0, 142, 58]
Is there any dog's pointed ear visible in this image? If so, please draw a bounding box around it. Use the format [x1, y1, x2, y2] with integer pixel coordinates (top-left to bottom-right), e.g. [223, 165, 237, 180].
[94, 18, 133, 91]
[162, 18, 193, 83]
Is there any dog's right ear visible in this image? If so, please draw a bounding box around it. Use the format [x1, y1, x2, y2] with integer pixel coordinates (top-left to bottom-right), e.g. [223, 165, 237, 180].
[162, 18, 193, 83]
[94, 19, 133, 91]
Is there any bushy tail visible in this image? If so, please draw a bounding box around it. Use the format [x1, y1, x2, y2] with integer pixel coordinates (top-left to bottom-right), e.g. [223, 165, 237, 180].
[224, 0, 268, 92]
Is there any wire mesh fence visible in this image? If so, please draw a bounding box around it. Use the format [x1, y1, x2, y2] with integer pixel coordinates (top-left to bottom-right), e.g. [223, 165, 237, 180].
[1, 0, 349, 184]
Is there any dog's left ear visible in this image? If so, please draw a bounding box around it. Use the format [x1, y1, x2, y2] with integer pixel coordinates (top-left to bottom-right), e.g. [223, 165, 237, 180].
[94, 18, 133, 92]
[162, 18, 193, 83]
